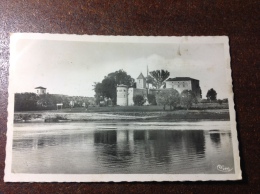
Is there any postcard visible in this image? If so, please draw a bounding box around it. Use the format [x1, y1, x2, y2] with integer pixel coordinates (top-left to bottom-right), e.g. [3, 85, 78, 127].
[5, 34, 241, 182]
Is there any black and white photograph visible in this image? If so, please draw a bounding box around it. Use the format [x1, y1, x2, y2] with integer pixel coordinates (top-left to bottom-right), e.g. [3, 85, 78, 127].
[5, 34, 241, 182]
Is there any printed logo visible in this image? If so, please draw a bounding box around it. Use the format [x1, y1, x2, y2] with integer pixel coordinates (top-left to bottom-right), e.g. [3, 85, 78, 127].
[217, 165, 233, 173]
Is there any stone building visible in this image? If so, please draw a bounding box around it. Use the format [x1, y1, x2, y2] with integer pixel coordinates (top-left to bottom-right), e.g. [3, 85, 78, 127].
[165, 77, 201, 99]
[116, 74, 201, 106]
[136, 73, 146, 89]
[117, 84, 128, 106]
[117, 73, 148, 106]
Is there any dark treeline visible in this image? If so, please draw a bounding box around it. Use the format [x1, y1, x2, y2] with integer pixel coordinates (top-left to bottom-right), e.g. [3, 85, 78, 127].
[14, 93, 95, 111]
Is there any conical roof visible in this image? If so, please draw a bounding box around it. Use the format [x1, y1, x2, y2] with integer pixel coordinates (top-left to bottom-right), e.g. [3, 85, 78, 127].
[137, 73, 145, 79]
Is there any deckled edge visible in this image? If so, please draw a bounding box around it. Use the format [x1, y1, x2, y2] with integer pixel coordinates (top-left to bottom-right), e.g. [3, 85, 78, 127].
[4, 34, 242, 182]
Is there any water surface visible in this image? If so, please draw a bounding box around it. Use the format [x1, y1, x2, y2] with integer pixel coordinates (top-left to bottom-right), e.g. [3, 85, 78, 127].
[12, 121, 234, 174]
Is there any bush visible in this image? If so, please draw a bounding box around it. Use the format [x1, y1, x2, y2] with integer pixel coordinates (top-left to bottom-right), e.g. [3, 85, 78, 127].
[15, 93, 38, 111]
[133, 95, 146, 106]
[180, 90, 197, 110]
[217, 99, 223, 105]
[222, 98, 228, 103]
[147, 94, 157, 105]
[206, 88, 217, 101]
[200, 99, 210, 103]
[156, 89, 180, 110]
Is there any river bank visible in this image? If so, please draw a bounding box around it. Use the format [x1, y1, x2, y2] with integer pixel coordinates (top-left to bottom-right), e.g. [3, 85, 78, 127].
[14, 109, 230, 123]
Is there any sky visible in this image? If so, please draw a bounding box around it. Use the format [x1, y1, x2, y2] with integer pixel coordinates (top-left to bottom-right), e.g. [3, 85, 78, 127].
[11, 36, 231, 99]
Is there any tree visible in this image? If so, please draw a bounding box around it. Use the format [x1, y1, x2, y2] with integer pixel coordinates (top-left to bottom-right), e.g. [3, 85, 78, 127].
[14, 93, 38, 111]
[181, 90, 197, 110]
[146, 75, 157, 88]
[133, 95, 146, 106]
[198, 86, 202, 99]
[147, 94, 157, 105]
[156, 89, 180, 110]
[93, 82, 103, 105]
[93, 69, 134, 105]
[149, 70, 170, 89]
[217, 99, 223, 105]
[167, 89, 180, 110]
[106, 69, 135, 86]
[206, 88, 217, 101]
[101, 77, 117, 103]
[222, 98, 228, 103]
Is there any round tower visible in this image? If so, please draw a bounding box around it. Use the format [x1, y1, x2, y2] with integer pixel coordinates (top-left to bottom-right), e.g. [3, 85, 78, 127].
[117, 85, 128, 106]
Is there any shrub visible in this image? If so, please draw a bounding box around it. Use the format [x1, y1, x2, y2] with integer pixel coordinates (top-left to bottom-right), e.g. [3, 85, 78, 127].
[133, 95, 146, 106]
[156, 89, 180, 110]
[147, 94, 157, 105]
[180, 90, 197, 110]
[217, 99, 223, 105]
[15, 93, 38, 111]
[206, 88, 217, 101]
[222, 98, 228, 103]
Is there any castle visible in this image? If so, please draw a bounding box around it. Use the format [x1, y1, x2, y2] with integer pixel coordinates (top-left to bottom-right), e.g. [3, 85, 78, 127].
[116, 73, 201, 106]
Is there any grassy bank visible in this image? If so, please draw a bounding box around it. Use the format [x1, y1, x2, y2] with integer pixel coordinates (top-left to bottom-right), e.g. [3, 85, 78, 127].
[15, 103, 229, 113]
[14, 108, 230, 123]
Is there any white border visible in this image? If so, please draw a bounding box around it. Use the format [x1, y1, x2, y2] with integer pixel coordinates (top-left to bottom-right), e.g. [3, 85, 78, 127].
[5, 34, 242, 182]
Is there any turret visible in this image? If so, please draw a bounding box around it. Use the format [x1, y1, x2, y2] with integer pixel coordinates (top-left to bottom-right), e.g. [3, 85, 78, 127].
[117, 85, 128, 106]
[136, 73, 146, 89]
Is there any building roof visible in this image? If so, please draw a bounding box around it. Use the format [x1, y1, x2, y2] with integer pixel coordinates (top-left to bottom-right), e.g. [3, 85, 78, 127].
[35, 86, 46, 89]
[117, 84, 128, 87]
[166, 77, 199, 81]
[137, 73, 145, 79]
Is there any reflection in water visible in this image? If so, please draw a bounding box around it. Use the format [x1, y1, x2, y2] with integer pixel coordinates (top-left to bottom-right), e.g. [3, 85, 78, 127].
[94, 130, 117, 144]
[12, 121, 234, 174]
[210, 133, 221, 146]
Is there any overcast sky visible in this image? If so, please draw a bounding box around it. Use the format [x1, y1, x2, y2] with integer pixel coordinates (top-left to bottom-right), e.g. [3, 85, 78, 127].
[11, 36, 230, 99]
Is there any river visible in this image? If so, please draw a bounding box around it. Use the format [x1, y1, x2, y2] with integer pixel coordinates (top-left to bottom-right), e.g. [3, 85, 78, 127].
[12, 121, 234, 174]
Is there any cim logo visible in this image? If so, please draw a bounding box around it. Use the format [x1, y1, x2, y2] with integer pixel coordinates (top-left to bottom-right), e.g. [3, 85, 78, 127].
[217, 165, 233, 173]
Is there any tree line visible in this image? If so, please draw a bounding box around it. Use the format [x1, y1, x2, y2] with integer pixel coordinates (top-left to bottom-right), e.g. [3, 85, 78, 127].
[133, 88, 219, 110]
[133, 89, 198, 110]
[14, 93, 94, 111]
